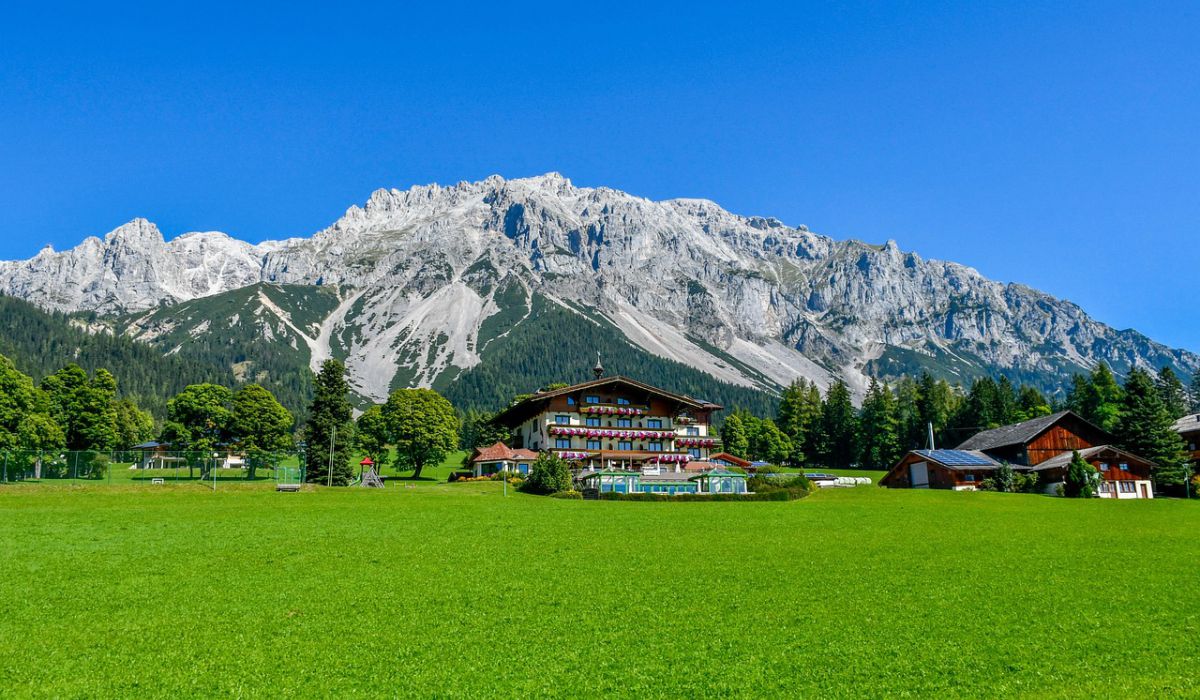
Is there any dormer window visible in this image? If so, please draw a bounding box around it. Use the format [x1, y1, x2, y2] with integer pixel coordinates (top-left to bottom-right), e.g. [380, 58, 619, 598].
[585, 395, 600, 404]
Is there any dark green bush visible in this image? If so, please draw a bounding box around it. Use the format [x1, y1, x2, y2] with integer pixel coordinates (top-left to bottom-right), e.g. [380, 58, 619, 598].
[550, 490, 583, 499]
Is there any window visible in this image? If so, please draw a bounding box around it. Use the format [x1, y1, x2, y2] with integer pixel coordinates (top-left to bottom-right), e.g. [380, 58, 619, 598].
[1099, 482, 1113, 493]
[689, 448, 701, 459]
[567, 396, 575, 405]
[585, 417, 600, 427]
[1119, 481, 1136, 493]
[1099, 462, 1109, 471]
[646, 419, 662, 429]
[1119, 463, 1129, 471]
[686, 427, 699, 436]
[648, 442, 662, 452]
[585, 395, 600, 404]
[555, 438, 571, 449]
[617, 418, 632, 428]
[555, 415, 569, 425]
[964, 474, 975, 482]
[617, 397, 630, 405]
[618, 441, 632, 451]
[586, 440, 601, 450]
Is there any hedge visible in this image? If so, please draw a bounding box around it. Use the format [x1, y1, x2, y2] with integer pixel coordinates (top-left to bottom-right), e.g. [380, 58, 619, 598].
[597, 487, 810, 502]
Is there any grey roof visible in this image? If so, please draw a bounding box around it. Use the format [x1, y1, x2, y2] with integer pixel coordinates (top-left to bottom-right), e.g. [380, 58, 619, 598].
[955, 411, 1102, 451]
[1172, 414, 1200, 435]
[1026, 445, 1156, 472]
[912, 449, 1001, 470]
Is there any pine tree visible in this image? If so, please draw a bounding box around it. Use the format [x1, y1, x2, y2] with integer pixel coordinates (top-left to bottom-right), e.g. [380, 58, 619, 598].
[719, 413, 750, 459]
[894, 376, 923, 452]
[776, 379, 821, 464]
[303, 360, 355, 486]
[1114, 368, 1186, 488]
[1190, 370, 1200, 414]
[1015, 385, 1051, 422]
[1155, 367, 1189, 420]
[858, 378, 901, 468]
[820, 380, 859, 468]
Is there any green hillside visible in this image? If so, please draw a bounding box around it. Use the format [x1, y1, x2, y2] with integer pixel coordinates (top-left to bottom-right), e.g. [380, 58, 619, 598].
[437, 292, 779, 415]
[0, 294, 234, 417]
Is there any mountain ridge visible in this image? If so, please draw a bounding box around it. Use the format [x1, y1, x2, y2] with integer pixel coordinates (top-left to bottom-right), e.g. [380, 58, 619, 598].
[1, 173, 1195, 406]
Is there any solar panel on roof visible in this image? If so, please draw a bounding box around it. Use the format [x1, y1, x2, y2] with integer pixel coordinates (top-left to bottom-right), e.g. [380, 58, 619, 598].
[917, 449, 994, 467]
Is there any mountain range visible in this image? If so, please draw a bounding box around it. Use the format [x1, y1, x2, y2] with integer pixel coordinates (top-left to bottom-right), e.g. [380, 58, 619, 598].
[1, 173, 1195, 415]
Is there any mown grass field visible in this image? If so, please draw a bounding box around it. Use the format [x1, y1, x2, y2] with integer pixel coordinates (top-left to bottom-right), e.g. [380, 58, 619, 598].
[0, 475, 1197, 698]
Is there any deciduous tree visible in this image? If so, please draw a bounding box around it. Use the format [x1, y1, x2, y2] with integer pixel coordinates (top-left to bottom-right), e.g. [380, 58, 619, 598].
[719, 413, 750, 460]
[384, 388, 459, 480]
[231, 384, 294, 478]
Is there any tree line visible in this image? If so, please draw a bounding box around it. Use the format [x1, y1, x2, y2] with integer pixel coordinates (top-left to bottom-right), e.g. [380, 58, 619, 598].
[718, 364, 1197, 487]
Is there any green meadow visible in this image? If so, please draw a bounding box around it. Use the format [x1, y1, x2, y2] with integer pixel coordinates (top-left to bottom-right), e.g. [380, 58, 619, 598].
[0, 471, 1197, 698]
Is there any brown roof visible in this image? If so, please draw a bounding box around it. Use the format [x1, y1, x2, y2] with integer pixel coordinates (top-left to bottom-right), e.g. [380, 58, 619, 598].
[707, 452, 751, 468]
[955, 411, 1110, 452]
[492, 375, 722, 427]
[470, 442, 537, 463]
[1027, 445, 1157, 472]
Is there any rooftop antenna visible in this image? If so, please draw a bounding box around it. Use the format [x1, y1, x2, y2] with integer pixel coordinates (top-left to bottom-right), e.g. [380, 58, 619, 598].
[927, 422, 936, 451]
[593, 352, 605, 380]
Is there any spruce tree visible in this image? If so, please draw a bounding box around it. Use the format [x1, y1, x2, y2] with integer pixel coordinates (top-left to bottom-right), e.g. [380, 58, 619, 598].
[1087, 363, 1124, 432]
[303, 360, 355, 486]
[1190, 370, 1200, 414]
[1155, 367, 1189, 420]
[859, 378, 901, 469]
[820, 380, 858, 468]
[1114, 368, 1185, 488]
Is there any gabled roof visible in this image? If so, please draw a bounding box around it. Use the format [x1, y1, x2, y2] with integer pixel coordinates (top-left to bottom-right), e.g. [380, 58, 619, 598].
[707, 452, 751, 468]
[1027, 445, 1157, 472]
[954, 411, 1109, 451]
[492, 375, 721, 427]
[1172, 414, 1200, 435]
[470, 442, 537, 463]
[911, 449, 1002, 470]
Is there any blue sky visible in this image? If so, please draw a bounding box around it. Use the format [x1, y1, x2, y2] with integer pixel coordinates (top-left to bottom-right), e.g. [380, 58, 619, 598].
[1, 1, 1197, 351]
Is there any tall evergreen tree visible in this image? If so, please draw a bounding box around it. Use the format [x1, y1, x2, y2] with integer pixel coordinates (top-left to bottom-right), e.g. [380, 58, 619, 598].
[1155, 367, 1189, 420]
[1014, 385, 1051, 422]
[894, 376, 924, 452]
[719, 413, 750, 460]
[1114, 368, 1186, 488]
[776, 379, 821, 464]
[858, 378, 901, 468]
[303, 360, 355, 486]
[1190, 370, 1200, 414]
[820, 380, 858, 468]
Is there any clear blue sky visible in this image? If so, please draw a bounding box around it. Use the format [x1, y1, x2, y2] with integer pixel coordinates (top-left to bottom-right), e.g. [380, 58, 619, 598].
[1, 1, 1197, 351]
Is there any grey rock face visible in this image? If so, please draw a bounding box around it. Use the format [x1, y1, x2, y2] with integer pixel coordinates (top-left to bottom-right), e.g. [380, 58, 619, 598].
[1, 174, 1194, 398]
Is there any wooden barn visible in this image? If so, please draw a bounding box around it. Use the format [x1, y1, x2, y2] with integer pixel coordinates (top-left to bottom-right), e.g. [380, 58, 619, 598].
[882, 411, 1156, 498]
[879, 449, 1002, 490]
[954, 410, 1110, 467]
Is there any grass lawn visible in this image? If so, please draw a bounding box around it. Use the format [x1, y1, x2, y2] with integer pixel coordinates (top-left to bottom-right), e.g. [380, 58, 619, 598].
[0, 480, 1196, 697]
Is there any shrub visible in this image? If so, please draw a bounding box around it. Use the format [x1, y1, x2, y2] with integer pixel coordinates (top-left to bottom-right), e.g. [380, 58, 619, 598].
[600, 487, 809, 502]
[520, 453, 572, 494]
[550, 490, 583, 500]
[1063, 451, 1100, 498]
